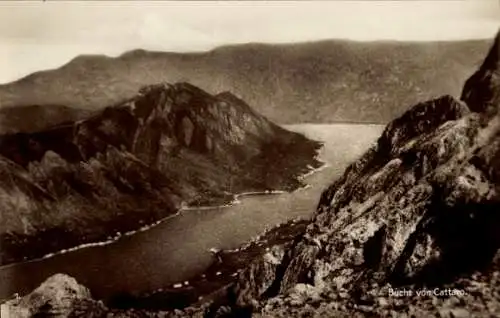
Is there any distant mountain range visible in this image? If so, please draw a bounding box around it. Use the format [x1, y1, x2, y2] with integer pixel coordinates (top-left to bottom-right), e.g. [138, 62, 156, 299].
[0, 82, 322, 266]
[0, 39, 491, 132]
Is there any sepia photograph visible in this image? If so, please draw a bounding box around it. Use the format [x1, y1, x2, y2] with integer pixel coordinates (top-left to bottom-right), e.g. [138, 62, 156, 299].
[0, 0, 499, 317]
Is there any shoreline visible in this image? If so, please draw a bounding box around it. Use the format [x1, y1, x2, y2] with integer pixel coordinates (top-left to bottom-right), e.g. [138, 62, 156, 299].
[0, 209, 184, 271]
[298, 159, 329, 180]
[108, 216, 312, 311]
[0, 155, 328, 272]
[181, 157, 328, 211]
[212, 216, 308, 255]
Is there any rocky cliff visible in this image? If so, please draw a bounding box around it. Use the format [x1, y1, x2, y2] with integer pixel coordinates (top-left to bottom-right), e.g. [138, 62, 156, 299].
[210, 30, 500, 317]
[0, 82, 322, 266]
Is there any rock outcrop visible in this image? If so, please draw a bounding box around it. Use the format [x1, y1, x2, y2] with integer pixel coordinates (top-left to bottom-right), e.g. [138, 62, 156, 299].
[462, 31, 500, 114]
[0, 82, 322, 266]
[2, 274, 91, 318]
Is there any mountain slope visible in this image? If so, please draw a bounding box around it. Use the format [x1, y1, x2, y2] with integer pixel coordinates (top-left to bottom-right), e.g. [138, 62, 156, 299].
[0, 105, 93, 134]
[208, 31, 500, 317]
[4, 37, 500, 318]
[0, 39, 490, 127]
[0, 82, 322, 266]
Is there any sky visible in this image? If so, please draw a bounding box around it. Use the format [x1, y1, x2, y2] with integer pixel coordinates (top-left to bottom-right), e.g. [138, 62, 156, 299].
[0, 0, 499, 84]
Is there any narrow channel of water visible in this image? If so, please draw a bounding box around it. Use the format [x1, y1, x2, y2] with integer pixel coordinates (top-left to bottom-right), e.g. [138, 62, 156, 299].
[0, 123, 384, 301]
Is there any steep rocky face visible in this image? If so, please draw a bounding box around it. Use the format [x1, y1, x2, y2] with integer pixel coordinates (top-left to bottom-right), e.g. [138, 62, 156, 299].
[0, 82, 322, 266]
[207, 31, 500, 317]
[462, 32, 500, 114]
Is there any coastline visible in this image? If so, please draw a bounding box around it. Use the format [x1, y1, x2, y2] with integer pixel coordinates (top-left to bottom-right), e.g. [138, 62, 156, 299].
[0, 153, 328, 271]
[104, 159, 330, 309]
[213, 216, 308, 255]
[0, 210, 184, 271]
[179, 156, 328, 211]
[106, 216, 311, 311]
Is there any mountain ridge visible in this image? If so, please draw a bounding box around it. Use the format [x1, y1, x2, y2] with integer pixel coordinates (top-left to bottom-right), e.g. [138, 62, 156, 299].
[0, 39, 491, 127]
[0, 81, 322, 267]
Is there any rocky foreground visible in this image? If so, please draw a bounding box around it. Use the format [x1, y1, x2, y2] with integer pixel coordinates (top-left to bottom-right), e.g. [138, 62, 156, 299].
[4, 31, 500, 318]
[0, 82, 322, 266]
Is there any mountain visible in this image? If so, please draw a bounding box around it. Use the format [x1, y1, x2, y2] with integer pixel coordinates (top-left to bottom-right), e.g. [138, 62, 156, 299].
[210, 31, 500, 317]
[4, 35, 500, 317]
[6, 34, 500, 317]
[0, 39, 490, 129]
[0, 82, 322, 266]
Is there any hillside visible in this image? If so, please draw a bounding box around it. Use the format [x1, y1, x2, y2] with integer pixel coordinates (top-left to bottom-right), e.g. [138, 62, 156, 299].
[5, 33, 500, 317]
[0, 82, 322, 266]
[0, 104, 93, 134]
[0, 39, 491, 129]
[210, 31, 500, 317]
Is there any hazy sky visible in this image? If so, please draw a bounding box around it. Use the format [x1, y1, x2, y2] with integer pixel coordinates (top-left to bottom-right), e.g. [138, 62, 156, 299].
[0, 0, 499, 84]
